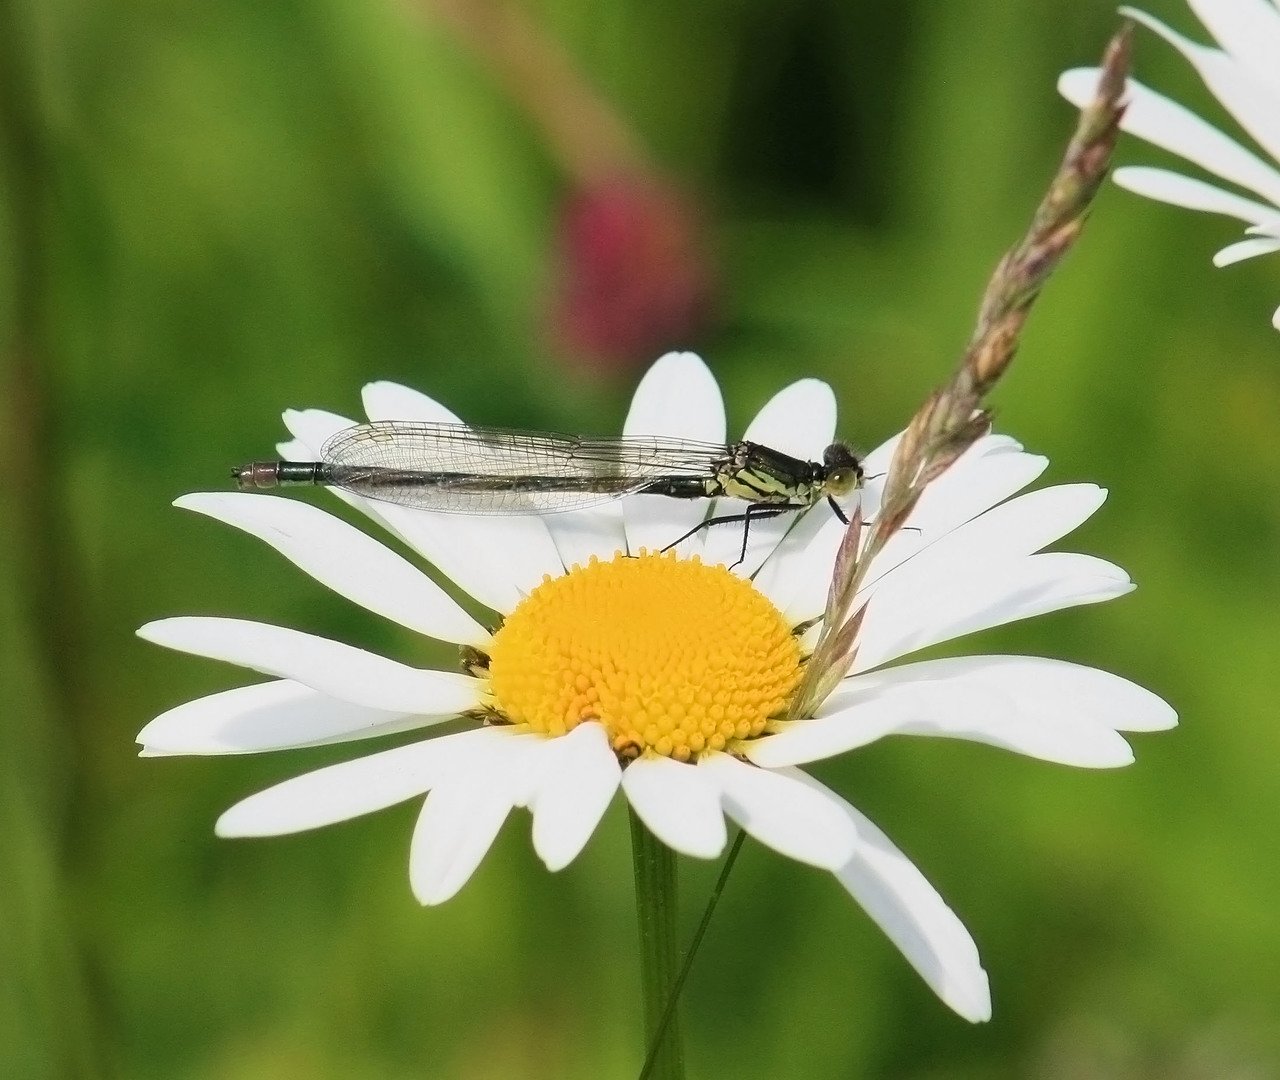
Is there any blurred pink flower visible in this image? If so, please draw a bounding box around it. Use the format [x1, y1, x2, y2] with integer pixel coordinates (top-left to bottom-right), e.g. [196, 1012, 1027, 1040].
[551, 177, 715, 369]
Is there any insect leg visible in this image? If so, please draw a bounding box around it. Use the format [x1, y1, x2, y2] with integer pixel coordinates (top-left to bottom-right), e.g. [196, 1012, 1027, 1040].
[658, 514, 748, 555]
[658, 504, 806, 566]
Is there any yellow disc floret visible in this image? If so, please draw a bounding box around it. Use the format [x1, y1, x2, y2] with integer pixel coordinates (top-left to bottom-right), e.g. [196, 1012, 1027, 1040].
[486, 551, 801, 761]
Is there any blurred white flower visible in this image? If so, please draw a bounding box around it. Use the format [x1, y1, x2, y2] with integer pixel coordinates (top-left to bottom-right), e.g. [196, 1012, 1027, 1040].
[1060, 2, 1280, 328]
[139, 351, 1175, 1022]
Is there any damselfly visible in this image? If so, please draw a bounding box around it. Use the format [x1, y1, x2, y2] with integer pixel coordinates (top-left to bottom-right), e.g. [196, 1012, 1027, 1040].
[234, 421, 863, 565]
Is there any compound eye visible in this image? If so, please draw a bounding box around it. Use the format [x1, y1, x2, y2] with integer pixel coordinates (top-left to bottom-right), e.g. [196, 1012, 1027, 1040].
[826, 467, 860, 497]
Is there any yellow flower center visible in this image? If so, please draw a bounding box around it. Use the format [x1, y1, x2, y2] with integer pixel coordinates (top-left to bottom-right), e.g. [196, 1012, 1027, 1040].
[485, 551, 802, 761]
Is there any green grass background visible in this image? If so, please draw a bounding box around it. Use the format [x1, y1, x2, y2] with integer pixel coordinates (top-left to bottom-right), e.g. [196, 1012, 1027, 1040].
[2, 0, 1278, 1077]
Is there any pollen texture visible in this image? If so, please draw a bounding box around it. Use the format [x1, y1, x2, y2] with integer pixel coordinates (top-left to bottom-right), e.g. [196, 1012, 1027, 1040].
[486, 551, 801, 761]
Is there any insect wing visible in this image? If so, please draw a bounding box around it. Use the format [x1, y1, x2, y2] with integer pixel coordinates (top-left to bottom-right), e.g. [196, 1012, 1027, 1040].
[318, 421, 732, 515]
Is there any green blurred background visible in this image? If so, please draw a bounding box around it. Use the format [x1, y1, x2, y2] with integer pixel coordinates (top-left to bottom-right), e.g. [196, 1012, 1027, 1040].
[3, 0, 1278, 1077]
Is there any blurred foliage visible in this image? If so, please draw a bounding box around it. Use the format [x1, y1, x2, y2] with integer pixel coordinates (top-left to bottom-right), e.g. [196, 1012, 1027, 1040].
[2, 0, 1279, 1078]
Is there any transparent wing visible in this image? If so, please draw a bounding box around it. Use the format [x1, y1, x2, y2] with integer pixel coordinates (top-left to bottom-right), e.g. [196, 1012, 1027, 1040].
[318, 420, 732, 515]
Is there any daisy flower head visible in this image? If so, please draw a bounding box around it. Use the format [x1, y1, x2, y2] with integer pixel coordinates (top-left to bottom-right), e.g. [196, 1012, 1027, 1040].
[1060, 2, 1280, 328]
[139, 351, 1175, 1023]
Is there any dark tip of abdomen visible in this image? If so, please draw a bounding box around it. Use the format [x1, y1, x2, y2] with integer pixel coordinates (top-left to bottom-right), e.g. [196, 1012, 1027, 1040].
[234, 462, 283, 489]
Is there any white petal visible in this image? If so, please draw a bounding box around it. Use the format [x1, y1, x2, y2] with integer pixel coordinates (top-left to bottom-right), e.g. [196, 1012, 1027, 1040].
[1214, 235, 1280, 265]
[862, 459, 1066, 591]
[788, 772, 990, 1023]
[702, 378, 837, 574]
[378, 509, 563, 616]
[854, 553, 1133, 672]
[1120, 7, 1280, 166]
[215, 727, 511, 836]
[176, 492, 490, 647]
[621, 755, 727, 859]
[356, 385, 565, 613]
[1059, 68, 1280, 207]
[361, 380, 464, 425]
[282, 408, 355, 457]
[742, 685, 913, 767]
[750, 501, 847, 612]
[541, 504, 630, 574]
[699, 753, 857, 871]
[138, 679, 424, 756]
[858, 427, 1026, 495]
[784, 658, 1155, 768]
[858, 431, 902, 482]
[748, 378, 838, 458]
[138, 617, 480, 713]
[1113, 166, 1278, 223]
[275, 437, 311, 460]
[1274, 302, 1280, 330]
[768, 440, 1049, 624]
[765, 456, 1055, 625]
[409, 774, 520, 905]
[528, 723, 621, 871]
[281, 408, 417, 547]
[864, 655, 1177, 734]
[1187, 0, 1280, 90]
[622, 352, 726, 559]
[369, 383, 625, 572]
[870, 483, 1106, 597]
[904, 449, 1050, 535]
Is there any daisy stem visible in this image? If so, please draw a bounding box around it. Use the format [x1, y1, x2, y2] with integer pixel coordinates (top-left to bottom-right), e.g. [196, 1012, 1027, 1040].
[639, 829, 747, 1080]
[629, 808, 685, 1080]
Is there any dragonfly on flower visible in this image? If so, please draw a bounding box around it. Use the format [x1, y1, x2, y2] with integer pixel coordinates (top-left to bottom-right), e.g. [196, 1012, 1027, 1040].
[234, 421, 864, 567]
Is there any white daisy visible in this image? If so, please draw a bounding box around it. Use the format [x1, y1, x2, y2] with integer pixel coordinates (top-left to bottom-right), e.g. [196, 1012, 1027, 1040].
[138, 351, 1175, 1023]
[1060, 1, 1280, 328]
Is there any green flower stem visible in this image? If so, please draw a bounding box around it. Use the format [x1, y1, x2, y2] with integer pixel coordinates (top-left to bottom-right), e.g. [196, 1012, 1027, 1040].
[629, 807, 685, 1080]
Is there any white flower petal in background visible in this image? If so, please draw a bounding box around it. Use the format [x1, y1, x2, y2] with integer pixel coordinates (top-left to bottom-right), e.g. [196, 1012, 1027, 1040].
[1059, 1, 1280, 328]
[1058, 68, 1280, 206]
[1186, 0, 1280, 82]
[176, 492, 490, 647]
[138, 679, 422, 756]
[138, 616, 480, 714]
[1111, 165, 1279, 222]
[1119, 6, 1280, 164]
[1215, 234, 1280, 266]
[621, 755, 728, 859]
[622, 351, 726, 558]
